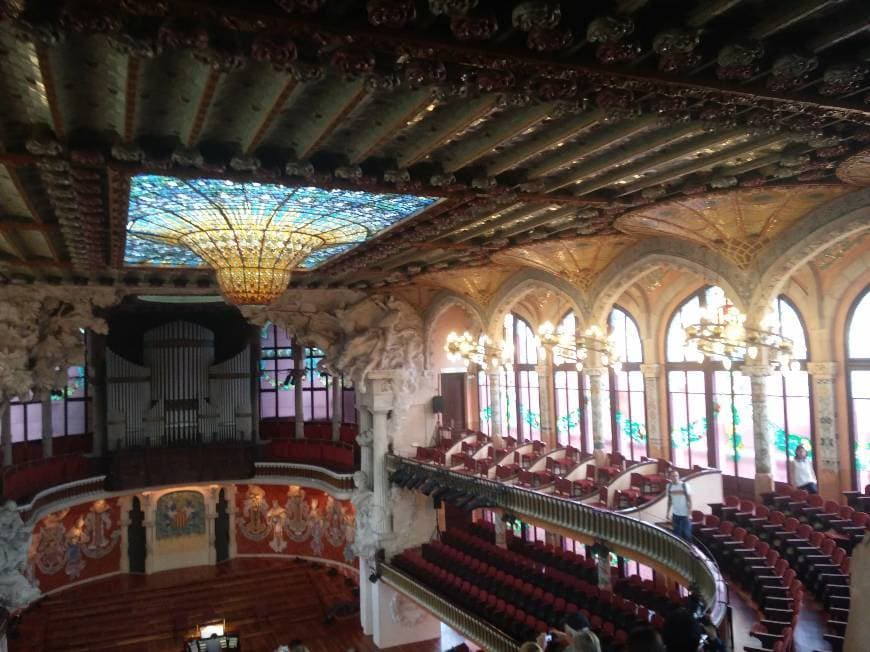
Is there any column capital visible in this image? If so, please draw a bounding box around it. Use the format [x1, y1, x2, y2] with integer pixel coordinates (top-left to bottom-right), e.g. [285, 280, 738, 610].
[806, 361, 838, 379]
[356, 428, 374, 447]
[640, 363, 661, 378]
[741, 363, 774, 378]
[584, 366, 605, 377]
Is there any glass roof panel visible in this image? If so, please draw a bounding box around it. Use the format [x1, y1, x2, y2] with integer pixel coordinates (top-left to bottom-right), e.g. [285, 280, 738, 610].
[124, 174, 437, 268]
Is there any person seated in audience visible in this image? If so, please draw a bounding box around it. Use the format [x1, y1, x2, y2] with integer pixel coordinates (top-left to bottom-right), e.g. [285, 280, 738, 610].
[662, 608, 703, 652]
[547, 613, 594, 651]
[626, 625, 665, 652]
[288, 640, 311, 652]
[790, 444, 818, 494]
[666, 468, 693, 542]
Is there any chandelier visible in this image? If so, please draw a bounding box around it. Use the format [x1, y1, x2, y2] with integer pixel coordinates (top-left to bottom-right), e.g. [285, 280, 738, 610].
[125, 175, 435, 305]
[537, 322, 622, 372]
[445, 332, 513, 370]
[682, 302, 796, 371]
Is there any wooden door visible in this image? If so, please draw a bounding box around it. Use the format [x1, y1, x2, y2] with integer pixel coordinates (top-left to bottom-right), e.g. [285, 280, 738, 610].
[439, 372, 467, 431]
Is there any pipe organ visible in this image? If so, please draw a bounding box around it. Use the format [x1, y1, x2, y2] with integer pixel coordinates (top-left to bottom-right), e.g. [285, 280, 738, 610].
[106, 321, 251, 449]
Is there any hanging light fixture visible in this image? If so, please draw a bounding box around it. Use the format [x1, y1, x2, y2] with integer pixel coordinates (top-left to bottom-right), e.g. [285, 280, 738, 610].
[125, 175, 436, 306]
[682, 299, 797, 372]
[537, 321, 622, 372]
[445, 331, 513, 371]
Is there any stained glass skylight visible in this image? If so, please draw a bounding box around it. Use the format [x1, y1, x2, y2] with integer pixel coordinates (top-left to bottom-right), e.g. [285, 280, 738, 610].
[124, 174, 437, 304]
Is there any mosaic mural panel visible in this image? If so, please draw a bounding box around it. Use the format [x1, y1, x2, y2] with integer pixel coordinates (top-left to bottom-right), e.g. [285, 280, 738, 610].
[156, 490, 205, 540]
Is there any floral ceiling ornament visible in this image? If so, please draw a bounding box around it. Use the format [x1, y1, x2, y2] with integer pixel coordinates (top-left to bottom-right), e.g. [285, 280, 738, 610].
[512, 2, 561, 31]
[767, 53, 819, 91]
[450, 14, 499, 41]
[587, 15, 639, 63]
[367, 0, 416, 28]
[653, 27, 702, 73]
[819, 62, 868, 96]
[716, 40, 764, 80]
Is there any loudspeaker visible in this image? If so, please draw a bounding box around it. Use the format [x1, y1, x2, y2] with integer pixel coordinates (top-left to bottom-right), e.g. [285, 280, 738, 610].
[431, 395, 445, 414]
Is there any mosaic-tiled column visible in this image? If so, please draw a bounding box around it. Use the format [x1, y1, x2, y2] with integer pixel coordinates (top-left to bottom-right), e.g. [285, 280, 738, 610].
[331, 376, 342, 441]
[294, 345, 305, 439]
[536, 360, 555, 448]
[744, 363, 774, 497]
[807, 362, 839, 490]
[487, 370, 504, 438]
[40, 392, 53, 458]
[587, 366, 607, 465]
[1, 400, 11, 467]
[640, 364, 663, 458]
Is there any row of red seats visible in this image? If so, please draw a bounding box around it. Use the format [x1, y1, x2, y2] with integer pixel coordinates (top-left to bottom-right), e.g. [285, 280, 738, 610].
[259, 419, 358, 444]
[267, 439, 354, 472]
[2, 454, 92, 503]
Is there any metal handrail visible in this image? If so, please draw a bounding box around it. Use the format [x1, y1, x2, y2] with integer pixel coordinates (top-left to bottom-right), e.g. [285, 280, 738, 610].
[389, 455, 727, 625]
[378, 563, 520, 652]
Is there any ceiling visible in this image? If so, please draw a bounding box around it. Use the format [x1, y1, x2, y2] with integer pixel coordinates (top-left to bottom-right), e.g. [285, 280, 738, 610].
[0, 0, 867, 295]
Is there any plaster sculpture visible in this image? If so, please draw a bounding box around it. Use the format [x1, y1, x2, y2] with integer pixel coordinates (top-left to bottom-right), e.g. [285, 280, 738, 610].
[0, 501, 41, 611]
[845, 533, 870, 652]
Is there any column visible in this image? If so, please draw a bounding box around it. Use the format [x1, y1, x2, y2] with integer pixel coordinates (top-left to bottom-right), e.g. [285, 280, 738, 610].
[88, 332, 107, 456]
[225, 484, 238, 560]
[1, 399, 11, 468]
[372, 409, 391, 535]
[494, 517, 507, 548]
[249, 326, 261, 442]
[487, 370, 503, 438]
[466, 371, 479, 431]
[331, 376, 342, 441]
[141, 492, 156, 575]
[744, 363, 774, 498]
[587, 366, 607, 465]
[640, 364, 664, 459]
[294, 344, 304, 439]
[358, 556, 374, 635]
[118, 495, 132, 573]
[536, 360, 555, 448]
[41, 392, 53, 458]
[205, 486, 219, 566]
[357, 428, 374, 486]
[807, 362, 839, 493]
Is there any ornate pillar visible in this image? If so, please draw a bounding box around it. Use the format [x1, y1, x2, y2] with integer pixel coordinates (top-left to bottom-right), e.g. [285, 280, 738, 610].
[294, 344, 305, 439]
[248, 326, 261, 442]
[807, 362, 839, 493]
[1, 399, 12, 468]
[744, 363, 774, 498]
[224, 484, 238, 560]
[494, 517, 507, 548]
[487, 370, 503, 438]
[331, 377, 342, 441]
[87, 331, 107, 456]
[41, 392, 53, 458]
[587, 366, 607, 465]
[372, 409, 391, 535]
[536, 360, 555, 448]
[640, 364, 664, 459]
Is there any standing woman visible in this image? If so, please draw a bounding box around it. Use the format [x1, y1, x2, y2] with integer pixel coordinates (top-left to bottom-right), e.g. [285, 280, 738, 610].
[790, 445, 818, 494]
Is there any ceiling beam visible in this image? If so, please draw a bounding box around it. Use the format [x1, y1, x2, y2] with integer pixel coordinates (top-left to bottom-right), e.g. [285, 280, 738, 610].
[245, 79, 300, 155]
[569, 127, 748, 196]
[485, 112, 603, 177]
[0, 218, 60, 233]
[616, 133, 791, 195]
[468, 206, 577, 243]
[451, 205, 555, 243]
[297, 79, 369, 159]
[545, 122, 709, 193]
[0, 231, 26, 260]
[186, 69, 222, 147]
[35, 43, 64, 141]
[687, 0, 748, 27]
[397, 95, 499, 168]
[526, 116, 660, 180]
[751, 0, 844, 40]
[123, 55, 141, 143]
[347, 89, 433, 164]
[6, 167, 43, 224]
[440, 102, 556, 173]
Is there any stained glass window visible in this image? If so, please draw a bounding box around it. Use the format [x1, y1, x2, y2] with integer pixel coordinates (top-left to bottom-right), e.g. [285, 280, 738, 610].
[10, 364, 87, 443]
[848, 288, 870, 489]
[502, 313, 541, 442]
[125, 175, 436, 269]
[610, 307, 647, 461]
[477, 370, 491, 436]
[766, 296, 812, 483]
[260, 323, 356, 423]
[667, 286, 753, 477]
[554, 312, 589, 451]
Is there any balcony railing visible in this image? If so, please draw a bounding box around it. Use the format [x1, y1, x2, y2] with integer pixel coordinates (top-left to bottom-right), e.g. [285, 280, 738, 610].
[389, 455, 727, 625]
[378, 563, 520, 652]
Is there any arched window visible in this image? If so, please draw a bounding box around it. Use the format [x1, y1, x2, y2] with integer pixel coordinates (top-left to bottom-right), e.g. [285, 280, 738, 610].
[610, 307, 647, 460]
[502, 313, 541, 441]
[848, 288, 870, 489]
[765, 296, 812, 483]
[666, 287, 754, 479]
[552, 308, 646, 457]
[260, 323, 355, 423]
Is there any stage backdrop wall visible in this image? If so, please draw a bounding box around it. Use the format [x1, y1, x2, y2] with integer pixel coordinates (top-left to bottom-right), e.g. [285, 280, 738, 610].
[27, 497, 122, 593]
[234, 484, 355, 566]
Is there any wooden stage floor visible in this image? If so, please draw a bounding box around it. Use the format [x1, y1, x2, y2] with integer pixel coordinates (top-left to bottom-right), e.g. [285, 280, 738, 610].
[9, 558, 450, 652]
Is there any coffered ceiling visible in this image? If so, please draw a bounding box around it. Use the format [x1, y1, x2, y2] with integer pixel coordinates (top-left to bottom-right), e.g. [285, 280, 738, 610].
[0, 0, 867, 294]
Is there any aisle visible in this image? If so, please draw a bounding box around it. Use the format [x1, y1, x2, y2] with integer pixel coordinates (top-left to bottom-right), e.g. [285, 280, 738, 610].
[727, 581, 831, 652]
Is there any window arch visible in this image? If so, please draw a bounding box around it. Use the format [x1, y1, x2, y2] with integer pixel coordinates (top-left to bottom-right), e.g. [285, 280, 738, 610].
[847, 288, 870, 489]
[501, 313, 541, 441]
[552, 308, 647, 458]
[260, 323, 356, 423]
[666, 287, 755, 480]
[765, 296, 813, 483]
